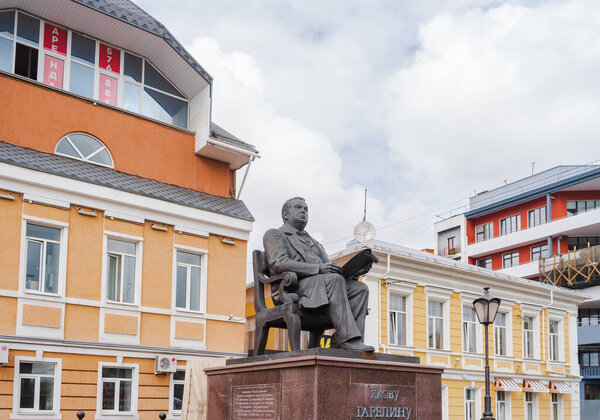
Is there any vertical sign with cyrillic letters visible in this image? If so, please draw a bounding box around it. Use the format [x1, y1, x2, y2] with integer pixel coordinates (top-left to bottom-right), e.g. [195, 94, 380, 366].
[43, 24, 67, 56]
[43, 56, 64, 88]
[99, 74, 118, 106]
[99, 43, 120, 74]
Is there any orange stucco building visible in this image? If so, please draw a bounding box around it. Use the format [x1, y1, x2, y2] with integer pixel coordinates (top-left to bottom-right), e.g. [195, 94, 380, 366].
[0, 1, 258, 418]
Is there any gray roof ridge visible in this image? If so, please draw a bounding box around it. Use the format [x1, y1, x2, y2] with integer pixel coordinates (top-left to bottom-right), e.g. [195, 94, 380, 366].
[0, 141, 254, 222]
[210, 122, 258, 153]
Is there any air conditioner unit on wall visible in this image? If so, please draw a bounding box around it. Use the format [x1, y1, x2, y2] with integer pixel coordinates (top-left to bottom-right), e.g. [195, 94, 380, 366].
[0, 344, 8, 365]
[155, 355, 177, 374]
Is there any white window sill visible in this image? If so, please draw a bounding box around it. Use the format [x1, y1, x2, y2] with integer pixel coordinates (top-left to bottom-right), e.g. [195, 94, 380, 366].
[10, 413, 62, 420]
[95, 414, 139, 420]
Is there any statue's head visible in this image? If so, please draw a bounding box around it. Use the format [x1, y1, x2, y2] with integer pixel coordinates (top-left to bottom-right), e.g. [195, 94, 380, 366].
[282, 197, 308, 230]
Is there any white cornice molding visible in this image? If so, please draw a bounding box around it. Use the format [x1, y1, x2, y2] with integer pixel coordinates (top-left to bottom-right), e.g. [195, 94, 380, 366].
[0, 163, 252, 240]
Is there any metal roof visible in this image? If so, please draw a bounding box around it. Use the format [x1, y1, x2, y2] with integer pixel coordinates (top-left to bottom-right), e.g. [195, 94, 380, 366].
[0, 142, 254, 221]
[466, 165, 600, 218]
[72, 0, 212, 84]
[210, 122, 259, 155]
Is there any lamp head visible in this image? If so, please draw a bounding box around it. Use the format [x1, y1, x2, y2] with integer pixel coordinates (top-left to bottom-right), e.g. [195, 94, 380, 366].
[473, 287, 501, 325]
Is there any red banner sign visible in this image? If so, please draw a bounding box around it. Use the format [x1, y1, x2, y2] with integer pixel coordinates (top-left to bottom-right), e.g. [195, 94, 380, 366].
[99, 74, 118, 106]
[43, 56, 64, 88]
[43, 24, 67, 56]
[99, 43, 120, 74]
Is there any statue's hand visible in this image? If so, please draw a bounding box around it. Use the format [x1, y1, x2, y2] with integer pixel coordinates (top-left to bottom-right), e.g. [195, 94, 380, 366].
[319, 263, 343, 275]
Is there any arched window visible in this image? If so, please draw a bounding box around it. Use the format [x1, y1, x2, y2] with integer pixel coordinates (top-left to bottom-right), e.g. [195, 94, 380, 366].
[55, 133, 114, 167]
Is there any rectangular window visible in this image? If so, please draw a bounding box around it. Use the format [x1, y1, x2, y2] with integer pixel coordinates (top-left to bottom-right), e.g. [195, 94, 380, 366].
[100, 367, 134, 414]
[531, 244, 550, 261]
[525, 392, 534, 420]
[171, 370, 185, 414]
[175, 251, 202, 311]
[523, 316, 535, 359]
[16, 361, 56, 412]
[500, 214, 520, 236]
[476, 258, 492, 269]
[25, 223, 61, 294]
[448, 236, 455, 252]
[549, 320, 560, 361]
[388, 294, 406, 346]
[496, 391, 506, 420]
[428, 301, 444, 350]
[551, 394, 559, 420]
[494, 312, 507, 356]
[568, 236, 600, 250]
[475, 222, 493, 242]
[106, 238, 137, 304]
[528, 206, 547, 227]
[463, 307, 477, 353]
[567, 200, 600, 216]
[502, 251, 519, 268]
[465, 389, 476, 420]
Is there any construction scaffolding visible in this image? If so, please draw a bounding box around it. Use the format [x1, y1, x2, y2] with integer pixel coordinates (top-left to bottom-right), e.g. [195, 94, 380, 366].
[539, 244, 600, 288]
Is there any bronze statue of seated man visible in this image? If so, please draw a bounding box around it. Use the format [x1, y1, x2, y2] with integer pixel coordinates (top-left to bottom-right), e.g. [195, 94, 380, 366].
[263, 197, 375, 352]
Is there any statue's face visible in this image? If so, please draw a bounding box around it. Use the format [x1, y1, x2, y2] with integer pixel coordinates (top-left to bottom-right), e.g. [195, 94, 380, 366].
[284, 199, 308, 230]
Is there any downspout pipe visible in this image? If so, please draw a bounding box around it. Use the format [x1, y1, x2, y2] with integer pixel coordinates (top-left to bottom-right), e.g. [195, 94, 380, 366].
[547, 193, 553, 254]
[236, 155, 255, 199]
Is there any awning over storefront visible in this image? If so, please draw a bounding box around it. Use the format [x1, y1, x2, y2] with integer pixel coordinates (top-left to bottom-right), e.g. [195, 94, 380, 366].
[494, 378, 522, 392]
[550, 382, 573, 394]
[524, 380, 549, 393]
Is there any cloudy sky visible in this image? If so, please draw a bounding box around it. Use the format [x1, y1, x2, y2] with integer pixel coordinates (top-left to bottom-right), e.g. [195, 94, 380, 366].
[137, 0, 600, 256]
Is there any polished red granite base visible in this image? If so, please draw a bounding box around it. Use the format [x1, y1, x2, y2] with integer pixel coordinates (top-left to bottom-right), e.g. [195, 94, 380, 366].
[206, 350, 443, 420]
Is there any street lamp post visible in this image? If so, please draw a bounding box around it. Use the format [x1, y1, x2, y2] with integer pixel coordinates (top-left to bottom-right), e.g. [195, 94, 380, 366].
[473, 287, 501, 420]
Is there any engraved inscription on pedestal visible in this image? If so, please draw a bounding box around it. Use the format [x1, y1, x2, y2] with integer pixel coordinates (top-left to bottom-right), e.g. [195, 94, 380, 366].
[350, 384, 416, 419]
[232, 384, 280, 420]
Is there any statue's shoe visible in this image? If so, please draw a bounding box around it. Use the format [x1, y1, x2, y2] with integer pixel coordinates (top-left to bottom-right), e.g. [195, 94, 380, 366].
[338, 340, 375, 352]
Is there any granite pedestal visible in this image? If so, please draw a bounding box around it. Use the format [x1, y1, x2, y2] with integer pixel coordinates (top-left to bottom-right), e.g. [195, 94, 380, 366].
[206, 348, 443, 420]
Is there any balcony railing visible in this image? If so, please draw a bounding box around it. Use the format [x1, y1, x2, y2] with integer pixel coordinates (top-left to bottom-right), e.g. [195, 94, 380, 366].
[439, 246, 461, 257]
[581, 366, 600, 378]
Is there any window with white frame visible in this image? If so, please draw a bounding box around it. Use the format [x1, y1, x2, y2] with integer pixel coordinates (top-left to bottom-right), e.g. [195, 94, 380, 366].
[525, 392, 535, 420]
[549, 320, 561, 362]
[463, 307, 477, 353]
[0, 10, 189, 129]
[475, 222, 493, 242]
[567, 200, 600, 217]
[500, 214, 520, 236]
[551, 394, 560, 420]
[171, 369, 185, 415]
[106, 238, 137, 304]
[531, 244, 550, 262]
[465, 388, 477, 420]
[502, 251, 519, 268]
[528, 206, 547, 227]
[100, 366, 136, 414]
[523, 316, 535, 359]
[14, 360, 59, 414]
[388, 294, 406, 346]
[494, 312, 507, 356]
[476, 258, 492, 269]
[25, 223, 61, 294]
[496, 391, 507, 420]
[428, 301, 444, 350]
[175, 251, 202, 311]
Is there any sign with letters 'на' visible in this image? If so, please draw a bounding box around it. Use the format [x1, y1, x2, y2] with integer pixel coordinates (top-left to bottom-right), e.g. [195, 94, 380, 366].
[350, 384, 415, 419]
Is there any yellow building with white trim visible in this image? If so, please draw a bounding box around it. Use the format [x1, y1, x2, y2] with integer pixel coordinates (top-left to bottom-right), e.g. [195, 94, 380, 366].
[330, 239, 588, 420]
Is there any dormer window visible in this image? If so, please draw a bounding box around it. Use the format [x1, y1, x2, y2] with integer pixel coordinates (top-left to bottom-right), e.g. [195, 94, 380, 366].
[0, 10, 188, 129]
[55, 133, 114, 168]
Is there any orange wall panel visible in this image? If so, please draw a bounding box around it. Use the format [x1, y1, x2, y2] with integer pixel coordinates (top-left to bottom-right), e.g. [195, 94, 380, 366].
[104, 313, 138, 335]
[206, 235, 247, 317]
[206, 320, 245, 353]
[22, 304, 62, 328]
[173, 232, 209, 249]
[175, 320, 205, 341]
[0, 192, 22, 291]
[0, 75, 232, 196]
[140, 313, 170, 346]
[141, 222, 173, 309]
[66, 207, 103, 300]
[23, 201, 70, 223]
[64, 304, 99, 341]
[104, 218, 144, 237]
[0, 297, 17, 334]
